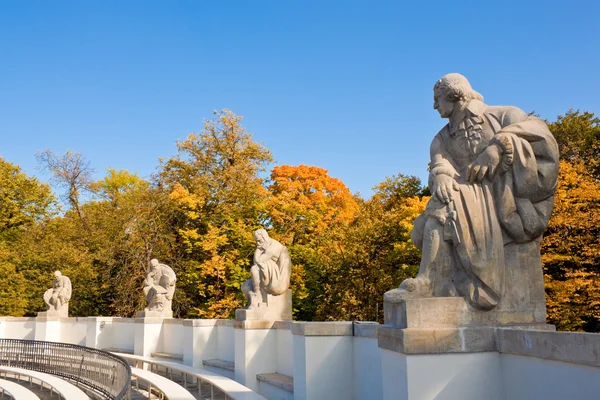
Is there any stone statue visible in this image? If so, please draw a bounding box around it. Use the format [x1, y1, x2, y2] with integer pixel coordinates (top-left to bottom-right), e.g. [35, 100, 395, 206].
[141, 259, 176, 317]
[237, 229, 292, 321]
[385, 73, 559, 322]
[43, 271, 72, 317]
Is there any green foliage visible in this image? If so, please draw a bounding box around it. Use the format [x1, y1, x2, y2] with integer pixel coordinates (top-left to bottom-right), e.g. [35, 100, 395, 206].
[542, 110, 600, 332]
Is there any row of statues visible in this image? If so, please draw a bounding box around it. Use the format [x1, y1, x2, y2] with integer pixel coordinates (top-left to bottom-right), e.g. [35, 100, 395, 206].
[40, 73, 559, 325]
[42, 228, 293, 320]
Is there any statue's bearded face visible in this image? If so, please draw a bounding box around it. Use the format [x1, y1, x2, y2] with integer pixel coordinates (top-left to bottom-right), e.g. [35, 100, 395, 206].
[433, 90, 455, 118]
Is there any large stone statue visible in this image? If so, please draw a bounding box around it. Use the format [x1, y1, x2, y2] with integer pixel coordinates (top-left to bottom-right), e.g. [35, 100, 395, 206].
[42, 271, 72, 317]
[384, 73, 559, 331]
[139, 259, 176, 318]
[237, 229, 292, 321]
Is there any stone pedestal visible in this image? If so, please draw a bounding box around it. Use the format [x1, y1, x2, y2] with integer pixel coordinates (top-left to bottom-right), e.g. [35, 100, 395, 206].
[34, 313, 61, 342]
[235, 289, 292, 321]
[134, 317, 165, 358]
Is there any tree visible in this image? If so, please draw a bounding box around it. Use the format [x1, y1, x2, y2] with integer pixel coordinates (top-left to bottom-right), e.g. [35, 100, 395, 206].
[0, 158, 54, 316]
[313, 175, 427, 321]
[542, 110, 600, 332]
[549, 109, 600, 176]
[36, 150, 94, 225]
[160, 109, 273, 318]
[542, 160, 600, 331]
[266, 165, 359, 320]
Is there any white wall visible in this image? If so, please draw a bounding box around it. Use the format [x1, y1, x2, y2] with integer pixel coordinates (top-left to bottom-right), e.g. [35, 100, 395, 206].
[3, 319, 35, 340]
[59, 319, 87, 345]
[161, 321, 183, 355]
[382, 350, 504, 400]
[293, 335, 354, 400]
[354, 336, 382, 400]
[501, 354, 600, 400]
[218, 323, 235, 362]
[276, 328, 293, 376]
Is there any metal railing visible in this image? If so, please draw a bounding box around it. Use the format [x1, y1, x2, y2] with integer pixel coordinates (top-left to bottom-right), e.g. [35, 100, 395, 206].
[0, 339, 131, 399]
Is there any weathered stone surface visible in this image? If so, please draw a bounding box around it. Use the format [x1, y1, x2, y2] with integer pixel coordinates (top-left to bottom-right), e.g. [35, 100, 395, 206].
[234, 320, 276, 330]
[384, 73, 559, 330]
[41, 270, 71, 318]
[384, 296, 547, 329]
[257, 373, 294, 392]
[353, 321, 379, 338]
[291, 321, 353, 336]
[238, 229, 293, 321]
[378, 324, 556, 355]
[140, 259, 176, 318]
[498, 328, 600, 367]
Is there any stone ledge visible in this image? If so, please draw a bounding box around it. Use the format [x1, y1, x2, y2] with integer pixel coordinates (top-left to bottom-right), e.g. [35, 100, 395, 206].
[257, 373, 293, 392]
[0, 317, 36, 322]
[202, 359, 235, 371]
[183, 319, 219, 327]
[59, 317, 88, 323]
[215, 319, 235, 327]
[275, 321, 292, 330]
[498, 328, 600, 367]
[291, 321, 353, 337]
[152, 351, 184, 361]
[234, 320, 276, 330]
[134, 317, 169, 324]
[162, 318, 184, 325]
[353, 321, 379, 338]
[378, 324, 556, 355]
[103, 347, 134, 354]
[35, 312, 61, 322]
[112, 318, 135, 324]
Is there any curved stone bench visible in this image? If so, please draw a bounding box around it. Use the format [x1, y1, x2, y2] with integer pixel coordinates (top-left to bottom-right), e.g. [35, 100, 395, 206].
[131, 367, 195, 400]
[0, 378, 41, 399]
[113, 352, 266, 400]
[0, 366, 90, 399]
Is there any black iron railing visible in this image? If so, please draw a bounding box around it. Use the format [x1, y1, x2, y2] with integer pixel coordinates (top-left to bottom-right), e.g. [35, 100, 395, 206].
[0, 338, 131, 399]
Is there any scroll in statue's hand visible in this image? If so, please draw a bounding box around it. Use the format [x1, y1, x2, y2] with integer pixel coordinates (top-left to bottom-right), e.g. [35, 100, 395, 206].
[467, 144, 501, 184]
[433, 174, 458, 204]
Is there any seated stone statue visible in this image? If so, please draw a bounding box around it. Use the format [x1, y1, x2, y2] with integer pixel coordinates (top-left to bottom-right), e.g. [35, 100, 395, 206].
[386, 73, 559, 313]
[43, 271, 72, 317]
[241, 229, 292, 309]
[142, 259, 176, 316]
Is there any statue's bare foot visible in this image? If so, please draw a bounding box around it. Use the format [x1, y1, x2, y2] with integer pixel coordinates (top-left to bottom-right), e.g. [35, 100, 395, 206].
[384, 276, 431, 303]
[399, 276, 430, 294]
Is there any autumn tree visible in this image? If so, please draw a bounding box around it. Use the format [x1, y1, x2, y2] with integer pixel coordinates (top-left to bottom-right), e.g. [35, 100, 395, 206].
[0, 158, 55, 316]
[314, 174, 427, 321]
[160, 109, 273, 318]
[542, 110, 600, 332]
[266, 165, 359, 320]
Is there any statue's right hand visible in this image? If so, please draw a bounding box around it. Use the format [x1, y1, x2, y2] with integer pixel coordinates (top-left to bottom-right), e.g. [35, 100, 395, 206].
[433, 174, 458, 204]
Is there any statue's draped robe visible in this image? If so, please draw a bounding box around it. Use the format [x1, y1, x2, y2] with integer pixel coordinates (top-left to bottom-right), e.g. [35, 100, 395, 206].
[144, 264, 176, 311]
[256, 242, 292, 296]
[414, 100, 559, 309]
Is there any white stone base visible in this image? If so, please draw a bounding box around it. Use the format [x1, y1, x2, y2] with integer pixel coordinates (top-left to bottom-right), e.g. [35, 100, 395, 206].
[381, 349, 503, 400]
[235, 289, 292, 321]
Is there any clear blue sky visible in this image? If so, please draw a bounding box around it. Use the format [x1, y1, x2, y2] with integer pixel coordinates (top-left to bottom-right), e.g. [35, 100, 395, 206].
[1, 1, 599, 196]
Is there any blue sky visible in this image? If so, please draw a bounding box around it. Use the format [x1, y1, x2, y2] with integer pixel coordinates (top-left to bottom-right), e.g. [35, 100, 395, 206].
[1, 1, 599, 196]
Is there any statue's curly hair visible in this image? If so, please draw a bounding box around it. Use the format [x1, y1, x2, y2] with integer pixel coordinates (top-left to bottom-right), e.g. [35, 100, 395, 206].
[434, 73, 484, 103]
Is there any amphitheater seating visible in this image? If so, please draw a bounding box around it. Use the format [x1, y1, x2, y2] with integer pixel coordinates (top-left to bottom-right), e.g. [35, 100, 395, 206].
[113, 352, 267, 400]
[0, 366, 90, 399]
[131, 367, 195, 400]
[0, 378, 41, 399]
